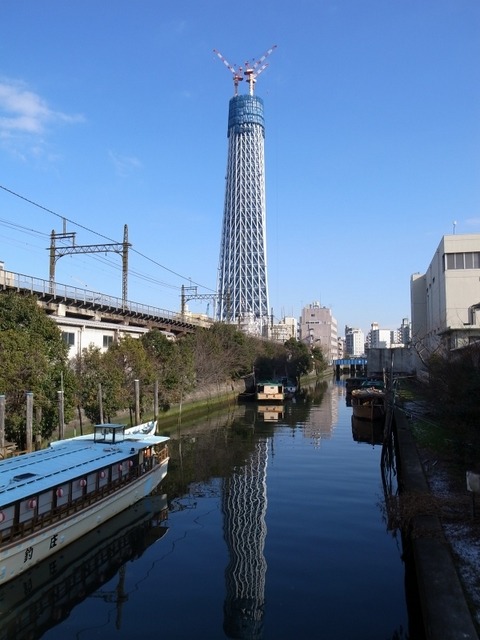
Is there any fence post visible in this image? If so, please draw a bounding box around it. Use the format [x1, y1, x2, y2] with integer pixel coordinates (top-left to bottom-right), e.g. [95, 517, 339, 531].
[0, 395, 5, 454]
[134, 379, 140, 425]
[26, 392, 33, 452]
[57, 390, 65, 440]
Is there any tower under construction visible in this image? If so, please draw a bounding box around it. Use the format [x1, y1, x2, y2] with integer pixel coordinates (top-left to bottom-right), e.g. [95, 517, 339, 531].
[214, 46, 276, 335]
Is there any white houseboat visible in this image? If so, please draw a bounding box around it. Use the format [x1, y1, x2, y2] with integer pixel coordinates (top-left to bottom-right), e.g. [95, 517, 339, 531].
[0, 421, 169, 584]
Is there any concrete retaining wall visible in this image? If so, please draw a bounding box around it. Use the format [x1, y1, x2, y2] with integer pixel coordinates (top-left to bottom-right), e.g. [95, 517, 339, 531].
[394, 408, 479, 640]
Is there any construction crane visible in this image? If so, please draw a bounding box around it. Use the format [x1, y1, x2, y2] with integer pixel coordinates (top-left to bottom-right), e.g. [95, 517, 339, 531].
[243, 44, 277, 95]
[213, 49, 244, 96]
[213, 45, 277, 96]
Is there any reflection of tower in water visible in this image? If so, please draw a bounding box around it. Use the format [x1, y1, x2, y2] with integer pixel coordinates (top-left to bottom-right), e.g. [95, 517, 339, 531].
[222, 438, 268, 639]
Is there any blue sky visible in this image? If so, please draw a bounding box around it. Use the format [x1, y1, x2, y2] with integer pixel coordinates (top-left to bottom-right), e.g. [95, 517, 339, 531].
[0, 0, 479, 336]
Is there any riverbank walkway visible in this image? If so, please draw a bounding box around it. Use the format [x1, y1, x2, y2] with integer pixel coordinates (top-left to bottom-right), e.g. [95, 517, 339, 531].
[394, 407, 479, 640]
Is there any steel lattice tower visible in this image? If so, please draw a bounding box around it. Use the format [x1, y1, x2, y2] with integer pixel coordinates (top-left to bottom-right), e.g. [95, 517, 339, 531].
[214, 46, 276, 333]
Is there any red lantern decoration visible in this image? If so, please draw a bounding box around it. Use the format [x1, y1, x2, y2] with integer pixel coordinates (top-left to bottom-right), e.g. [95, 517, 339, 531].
[79, 478, 87, 487]
[28, 499, 37, 509]
[0, 512, 5, 523]
[56, 488, 64, 498]
[100, 470, 106, 479]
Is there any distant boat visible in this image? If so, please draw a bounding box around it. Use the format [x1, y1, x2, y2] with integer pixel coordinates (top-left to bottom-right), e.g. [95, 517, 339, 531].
[0, 420, 169, 585]
[345, 377, 369, 394]
[280, 377, 297, 399]
[350, 385, 386, 421]
[126, 419, 157, 436]
[255, 381, 285, 402]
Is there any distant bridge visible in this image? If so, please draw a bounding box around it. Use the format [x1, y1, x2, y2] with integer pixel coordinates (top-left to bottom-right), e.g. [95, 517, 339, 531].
[0, 268, 211, 336]
[333, 358, 367, 376]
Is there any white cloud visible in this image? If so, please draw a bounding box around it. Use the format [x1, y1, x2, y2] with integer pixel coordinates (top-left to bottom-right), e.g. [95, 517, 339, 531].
[0, 77, 84, 153]
[108, 151, 142, 177]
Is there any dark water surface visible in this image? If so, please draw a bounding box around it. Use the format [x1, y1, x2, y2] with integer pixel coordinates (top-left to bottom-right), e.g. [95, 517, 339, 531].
[1, 380, 415, 640]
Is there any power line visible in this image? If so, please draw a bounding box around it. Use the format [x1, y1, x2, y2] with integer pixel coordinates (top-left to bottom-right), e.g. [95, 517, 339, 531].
[0, 183, 215, 292]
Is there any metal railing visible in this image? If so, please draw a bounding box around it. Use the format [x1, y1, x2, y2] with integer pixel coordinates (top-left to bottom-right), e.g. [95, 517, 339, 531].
[0, 268, 207, 327]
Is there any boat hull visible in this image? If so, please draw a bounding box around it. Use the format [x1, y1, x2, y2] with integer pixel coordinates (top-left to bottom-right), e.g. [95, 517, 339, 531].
[256, 393, 284, 402]
[350, 388, 386, 421]
[351, 404, 385, 421]
[0, 494, 168, 637]
[0, 457, 168, 584]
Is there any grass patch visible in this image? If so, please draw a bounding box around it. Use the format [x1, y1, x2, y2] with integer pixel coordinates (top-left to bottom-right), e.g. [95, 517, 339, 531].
[410, 418, 453, 456]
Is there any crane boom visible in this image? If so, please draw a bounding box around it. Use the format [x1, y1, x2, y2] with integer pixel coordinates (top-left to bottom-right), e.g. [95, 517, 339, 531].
[213, 49, 243, 95]
[243, 45, 277, 95]
[214, 45, 277, 96]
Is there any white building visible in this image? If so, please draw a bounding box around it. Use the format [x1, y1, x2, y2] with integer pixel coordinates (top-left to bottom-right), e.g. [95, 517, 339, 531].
[411, 234, 480, 354]
[345, 327, 365, 357]
[397, 317, 411, 345]
[270, 316, 298, 343]
[367, 322, 392, 348]
[51, 316, 175, 360]
[299, 302, 338, 362]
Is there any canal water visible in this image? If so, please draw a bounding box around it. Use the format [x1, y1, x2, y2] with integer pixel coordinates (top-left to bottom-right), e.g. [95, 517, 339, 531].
[0, 379, 421, 640]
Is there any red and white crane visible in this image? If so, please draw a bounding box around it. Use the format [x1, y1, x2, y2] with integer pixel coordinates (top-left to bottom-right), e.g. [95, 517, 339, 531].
[213, 49, 244, 96]
[213, 45, 277, 96]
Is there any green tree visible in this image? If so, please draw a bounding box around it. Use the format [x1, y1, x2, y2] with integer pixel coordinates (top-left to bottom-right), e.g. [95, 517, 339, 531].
[284, 338, 314, 380]
[142, 329, 195, 408]
[103, 335, 156, 421]
[253, 339, 288, 380]
[311, 345, 328, 376]
[72, 345, 122, 425]
[0, 293, 72, 446]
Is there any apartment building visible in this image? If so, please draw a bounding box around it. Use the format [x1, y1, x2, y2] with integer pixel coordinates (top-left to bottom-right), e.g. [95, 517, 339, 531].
[299, 302, 338, 362]
[345, 327, 365, 356]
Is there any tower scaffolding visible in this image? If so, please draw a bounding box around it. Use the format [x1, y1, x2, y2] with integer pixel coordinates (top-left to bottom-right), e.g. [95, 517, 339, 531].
[214, 46, 276, 335]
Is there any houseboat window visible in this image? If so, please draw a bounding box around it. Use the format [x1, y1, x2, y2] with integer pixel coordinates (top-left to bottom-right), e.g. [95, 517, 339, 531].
[56, 484, 70, 507]
[0, 505, 15, 533]
[19, 497, 38, 523]
[87, 473, 97, 493]
[38, 490, 53, 515]
[98, 468, 109, 487]
[71, 479, 85, 501]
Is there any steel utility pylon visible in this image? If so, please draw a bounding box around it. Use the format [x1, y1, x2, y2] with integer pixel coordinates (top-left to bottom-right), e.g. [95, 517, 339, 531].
[214, 46, 276, 334]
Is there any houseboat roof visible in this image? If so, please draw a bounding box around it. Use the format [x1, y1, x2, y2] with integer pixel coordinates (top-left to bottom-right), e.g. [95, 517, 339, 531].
[0, 430, 169, 506]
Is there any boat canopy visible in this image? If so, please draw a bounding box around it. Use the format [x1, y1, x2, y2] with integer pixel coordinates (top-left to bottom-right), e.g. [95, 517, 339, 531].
[0, 432, 169, 505]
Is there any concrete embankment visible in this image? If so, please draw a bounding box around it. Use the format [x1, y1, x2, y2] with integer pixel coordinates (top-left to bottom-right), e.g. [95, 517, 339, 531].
[394, 407, 479, 640]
